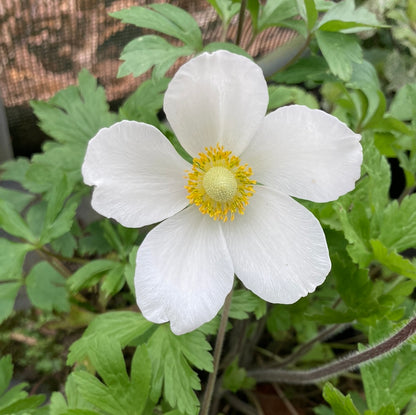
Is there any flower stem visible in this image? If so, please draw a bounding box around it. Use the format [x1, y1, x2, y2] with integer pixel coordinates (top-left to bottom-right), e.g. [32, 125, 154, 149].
[236, 0, 247, 46]
[200, 290, 233, 415]
[248, 316, 416, 384]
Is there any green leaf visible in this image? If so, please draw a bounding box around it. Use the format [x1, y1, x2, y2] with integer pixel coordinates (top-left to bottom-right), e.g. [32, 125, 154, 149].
[0, 199, 36, 242]
[322, 382, 361, 415]
[26, 261, 70, 312]
[31, 69, 117, 146]
[202, 42, 252, 59]
[0, 395, 45, 414]
[229, 289, 266, 320]
[315, 31, 362, 81]
[111, 3, 203, 50]
[118, 35, 193, 80]
[0, 239, 32, 281]
[360, 319, 416, 411]
[268, 85, 319, 109]
[0, 157, 30, 184]
[371, 239, 416, 279]
[67, 311, 153, 365]
[67, 260, 120, 293]
[207, 0, 240, 25]
[100, 263, 126, 297]
[73, 339, 152, 415]
[147, 325, 212, 415]
[222, 358, 255, 392]
[0, 186, 34, 212]
[296, 0, 318, 31]
[50, 232, 77, 258]
[379, 195, 416, 253]
[258, 0, 299, 31]
[389, 83, 416, 121]
[0, 282, 21, 323]
[78, 222, 112, 257]
[272, 55, 330, 84]
[119, 78, 169, 124]
[0, 356, 12, 396]
[318, 0, 385, 33]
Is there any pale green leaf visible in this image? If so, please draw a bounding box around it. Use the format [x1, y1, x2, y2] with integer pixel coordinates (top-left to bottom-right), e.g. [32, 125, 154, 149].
[0, 199, 36, 242]
[379, 195, 416, 253]
[26, 261, 70, 312]
[111, 4, 202, 50]
[118, 35, 193, 80]
[318, 0, 385, 33]
[322, 382, 361, 415]
[315, 31, 362, 81]
[0, 239, 32, 281]
[207, 0, 240, 24]
[0, 186, 34, 212]
[147, 325, 212, 415]
[371, 239, 416, 279]
[31, 69, 117, 145]
[67, 260, 120, 293]
[67, 311, 153, 365]
[0, 282, 21, 324]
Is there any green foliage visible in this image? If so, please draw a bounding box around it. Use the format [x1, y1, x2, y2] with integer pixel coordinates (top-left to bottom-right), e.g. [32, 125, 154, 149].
[1, 1, 416, 414]
[322, 382, 361, 415]
[111, 3, 202, 79]
[0, 355, 45, 414]
[72, 339, 153, 415]
[26, 262, 70, 312]
[360, 319, 416, 412]
[147, 325, 212, 414]
[222, 358, 255, 392]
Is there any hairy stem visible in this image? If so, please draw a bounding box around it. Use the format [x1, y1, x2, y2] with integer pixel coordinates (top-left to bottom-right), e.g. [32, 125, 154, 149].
[248, 316, 416, 384]
[200, 291, 233, 415]
[36, 248, 72, 278]
[276, 323, 349, 368]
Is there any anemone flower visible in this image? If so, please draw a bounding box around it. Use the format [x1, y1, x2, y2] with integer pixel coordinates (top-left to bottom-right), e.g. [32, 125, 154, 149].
[82, 50, 362, 335]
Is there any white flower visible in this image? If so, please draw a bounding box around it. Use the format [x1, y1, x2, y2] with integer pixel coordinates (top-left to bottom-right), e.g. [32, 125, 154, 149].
[82, 50, 362, 335]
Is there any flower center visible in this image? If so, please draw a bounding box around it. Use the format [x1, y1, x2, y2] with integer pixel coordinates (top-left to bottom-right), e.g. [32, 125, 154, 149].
[185, 144, 256, 222]
[202, 166, 237, 202]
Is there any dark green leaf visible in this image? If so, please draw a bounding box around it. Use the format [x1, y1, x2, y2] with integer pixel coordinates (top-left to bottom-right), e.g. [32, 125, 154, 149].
[0, 356, 12, 397]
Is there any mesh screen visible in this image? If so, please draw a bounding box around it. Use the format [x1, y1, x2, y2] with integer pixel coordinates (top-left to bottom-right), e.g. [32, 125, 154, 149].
[0, 0, 295, 155]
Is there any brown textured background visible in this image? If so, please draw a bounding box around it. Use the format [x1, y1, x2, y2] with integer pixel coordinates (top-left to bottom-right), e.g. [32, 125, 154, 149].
[0, 0, 295, 155]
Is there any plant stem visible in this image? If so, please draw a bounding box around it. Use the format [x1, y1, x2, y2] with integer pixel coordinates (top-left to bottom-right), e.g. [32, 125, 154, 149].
[236, 0, 247, 46]
[39, 247, 88, 264]
[200, 290, 233, 415]
[248, 316, 416, 384]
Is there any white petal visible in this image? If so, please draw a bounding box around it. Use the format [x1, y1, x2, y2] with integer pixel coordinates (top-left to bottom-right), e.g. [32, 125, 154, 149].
[135, 206, 234, 335]
[241, 105, 362, 202]
[223, 186, 330, 304]
[82, 120, 190, 228]
[164, 50, 268, 157]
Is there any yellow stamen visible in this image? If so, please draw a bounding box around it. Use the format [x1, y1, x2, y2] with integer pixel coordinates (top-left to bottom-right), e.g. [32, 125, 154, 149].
[185, 144, 256, 222]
